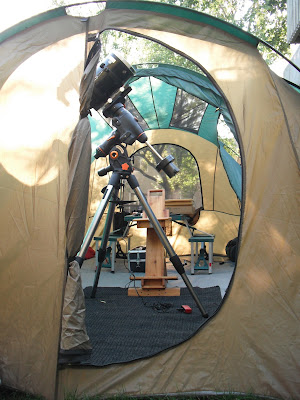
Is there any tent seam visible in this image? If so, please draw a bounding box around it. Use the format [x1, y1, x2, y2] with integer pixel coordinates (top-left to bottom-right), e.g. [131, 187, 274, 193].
[149, 77, 160, 129]
[269, 72, 300, 169]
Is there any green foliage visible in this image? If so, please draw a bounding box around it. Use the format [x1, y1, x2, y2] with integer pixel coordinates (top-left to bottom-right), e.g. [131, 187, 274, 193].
[242, 0, 289, 63]
[100, 30, 199, 72]
[54, 0, 290, 65]
[51, 0, 68, 6]
[147, 0, 290, 64]
[220, 137, 240, 159]
[133, 144, 200, 200]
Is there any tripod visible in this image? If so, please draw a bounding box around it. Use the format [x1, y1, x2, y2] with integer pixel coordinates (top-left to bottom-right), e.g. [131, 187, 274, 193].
[76, 143, 208, 318]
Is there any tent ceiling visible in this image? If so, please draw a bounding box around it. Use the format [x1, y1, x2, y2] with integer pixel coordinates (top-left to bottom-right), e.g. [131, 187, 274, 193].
[128, 63, 236, 138]
[90, 63, 235, 147]
[0, 1, 259, 47]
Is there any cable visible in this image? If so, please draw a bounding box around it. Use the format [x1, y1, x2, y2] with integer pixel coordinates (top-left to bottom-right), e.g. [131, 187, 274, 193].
[123, 249, 173, 313]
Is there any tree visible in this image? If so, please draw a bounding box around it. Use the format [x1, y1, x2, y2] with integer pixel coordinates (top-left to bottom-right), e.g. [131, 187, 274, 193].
[53, 0, 286, 158]
[149, 0, 290, 64]
[101, 30, 199, 71]
[52, 0, 290, 64]
[133, 144, 200, 200]
[220, 137, 240, 160]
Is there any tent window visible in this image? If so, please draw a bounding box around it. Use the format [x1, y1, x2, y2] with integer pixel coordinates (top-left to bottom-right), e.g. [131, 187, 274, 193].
[124, 144, 202, 213]
[125, 96, 149, 131]
[170, 89, 208, 133]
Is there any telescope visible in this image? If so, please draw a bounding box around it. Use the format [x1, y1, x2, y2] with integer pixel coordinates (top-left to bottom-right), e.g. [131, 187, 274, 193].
[90, 53, 135, 111]
[91, 53, 179, 178]
[77, 52, 208, 317]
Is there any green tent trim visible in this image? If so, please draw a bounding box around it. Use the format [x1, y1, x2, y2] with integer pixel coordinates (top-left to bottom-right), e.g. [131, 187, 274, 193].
[0, 8, 67, 43]
[106, 0, 259, 47]
[129, 64, 235, 139]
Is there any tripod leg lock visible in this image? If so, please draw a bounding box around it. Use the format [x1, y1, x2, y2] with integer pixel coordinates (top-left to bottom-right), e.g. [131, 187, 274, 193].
[170, 254, 185, 275]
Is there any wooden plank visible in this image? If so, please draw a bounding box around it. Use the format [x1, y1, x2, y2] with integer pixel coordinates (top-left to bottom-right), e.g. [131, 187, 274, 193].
[165, 198, 195, 215]
[128, 188, 179, 297]
[165, 199, 193, 206]
[128, 287, 180, 297]
[136, 217, 171, 229]
[145, 189, 169, 219]
[130, 275, 178, 280]
[145, 228, 165, 278]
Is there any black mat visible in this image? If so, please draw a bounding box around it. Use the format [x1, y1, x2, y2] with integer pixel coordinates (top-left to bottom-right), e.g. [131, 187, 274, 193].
[84, 286, 222, 367]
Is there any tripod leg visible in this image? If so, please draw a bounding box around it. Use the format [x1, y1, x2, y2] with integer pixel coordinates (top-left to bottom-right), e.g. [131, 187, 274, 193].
[76, 172, 122, 267]
[75, 184, 115, 266]
[128, 175, 208, 318]
[91, 187, 119, 298]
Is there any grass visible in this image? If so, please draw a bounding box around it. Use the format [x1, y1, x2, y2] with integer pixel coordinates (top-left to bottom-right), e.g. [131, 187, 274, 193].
[0, 386, 43, 400]
[0, 386, 280, 400]
[64, 396, 277, 400]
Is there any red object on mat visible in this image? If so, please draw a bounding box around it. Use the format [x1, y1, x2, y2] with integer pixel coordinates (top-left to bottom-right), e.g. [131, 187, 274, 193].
[177, 305, 192, 314]
[85, 247, 95, 259]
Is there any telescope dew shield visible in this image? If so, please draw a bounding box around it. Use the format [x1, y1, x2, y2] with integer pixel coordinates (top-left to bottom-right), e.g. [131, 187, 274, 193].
[90, 53, 135, 110]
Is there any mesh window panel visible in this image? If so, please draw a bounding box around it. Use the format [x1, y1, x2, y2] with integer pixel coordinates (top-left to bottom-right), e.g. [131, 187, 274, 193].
[124, 144, 202, 214]
[170, 89, 207, 134]
[125, 97, 149, 131]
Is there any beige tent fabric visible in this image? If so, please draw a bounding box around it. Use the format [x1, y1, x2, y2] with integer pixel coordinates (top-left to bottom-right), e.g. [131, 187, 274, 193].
[127, 130, 240, 255]
[65, 117, 92, 258]
[0, 18, 86, 91]
[0, 28, 86, 399]
[86, 130, 240, 255]
[60, 260, 91, 350]
[61, 116, 92, 352]
[64, 35, 101, 254]
[79, 40, 101, 118]
[65, 41, 100, 258]
[269, 71, 300, 161]
[57, 8, 300, 400]
[61, 39, 102, 351]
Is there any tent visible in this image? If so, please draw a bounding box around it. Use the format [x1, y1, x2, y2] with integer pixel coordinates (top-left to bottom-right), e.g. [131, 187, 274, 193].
[0, 1, 299, 399]
[88, 63, 242, 255]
